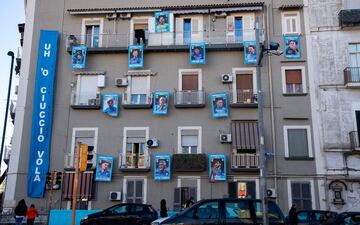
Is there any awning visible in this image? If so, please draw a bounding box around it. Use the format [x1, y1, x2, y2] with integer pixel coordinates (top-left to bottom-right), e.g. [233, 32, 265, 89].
[210, 6, 263, 13]
[62, 171, 94, 200]
[73, 71, 106, 76]
[125, 70, 157, 76]
[231, 121, 259, 151]
[274, 0, 304, 9]
[173, 9, 209, 14]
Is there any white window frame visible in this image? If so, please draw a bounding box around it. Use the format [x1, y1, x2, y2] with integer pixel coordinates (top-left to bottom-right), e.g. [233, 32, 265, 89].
[75, 74, 101, 105]
[232, 67, 257, 103]
[130, 16, 151, 45]
[178, 69, 202, 91]
[287, 179, 316, 210]
[283, 125, 313, 158]
[70, 127, 98, 167]
[281, 66, 307, 94]
[81, 18, 104, 47]
[281, 11, 301, 35]
[177, 176, 201, 201]
[122, 127, 149, 166]
[233, 177, 260, 199]
[126, 74, 151, 103]
[178, 126, 202, 153]
[123, 176, 147, 204]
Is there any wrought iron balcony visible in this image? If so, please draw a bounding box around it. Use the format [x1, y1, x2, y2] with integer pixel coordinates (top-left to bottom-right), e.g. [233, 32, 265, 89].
[349, 131, 360, 151]
[230, 89, 258, 108]
[174, 90, 206, 108]
[118, 153, 151, 172]
[122, 93, 153, 109]
[231, 153, 260, 171]
[172, 154, 207, 172]
[70, 92, 101, 109]
[344, 67, 360, 87]
[339, 0, 360, 28]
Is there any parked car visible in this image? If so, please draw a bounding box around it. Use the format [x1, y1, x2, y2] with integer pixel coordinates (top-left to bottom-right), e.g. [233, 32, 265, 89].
[295, 210, 337, 225]
[80, 203, 158, 225]
[330, 212, 360, 225]
[151, 198, 286, 225]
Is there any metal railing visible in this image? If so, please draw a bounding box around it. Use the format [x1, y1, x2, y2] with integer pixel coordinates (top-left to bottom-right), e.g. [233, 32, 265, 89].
[65, 29, 262, 49]
[70, 92, 101, 107]
[122, 93, 153, 105]
[349, 131, 360, 150]
[118, 153, 150, 169]
[231, 153, 259, 169]
[230, 89, 258, 104]
[344, 67, 360, 84]
[174, 90, 205, 106]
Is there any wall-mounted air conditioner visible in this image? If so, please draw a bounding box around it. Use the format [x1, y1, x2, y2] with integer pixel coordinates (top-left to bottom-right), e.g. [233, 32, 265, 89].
[221, 74, 233, 83]
[267, 188, 277, 198]
[115, 78, 128, 87]
[220, 134, 232, 143]
[147, 138, 159, 148]
[109, 191, 122, 201]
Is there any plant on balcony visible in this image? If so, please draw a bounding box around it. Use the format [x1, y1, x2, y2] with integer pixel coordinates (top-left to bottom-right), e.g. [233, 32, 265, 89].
[172, 154, 207, 172]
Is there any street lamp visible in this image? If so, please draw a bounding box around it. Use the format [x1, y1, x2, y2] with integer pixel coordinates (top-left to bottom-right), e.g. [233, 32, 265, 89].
[0, 51, 15, 175]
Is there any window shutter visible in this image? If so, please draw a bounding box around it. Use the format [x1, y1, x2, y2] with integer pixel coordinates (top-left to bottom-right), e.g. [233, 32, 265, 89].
[228, 182, 237, 198]
[79, 75, 98, 104]
[288, 129, 308, 157]
[182, 74, 198, 91]
[191, 17, 203, 43]
[242, 14, 255, 41]
[127, 180, 135, 203]
[181, 135, 198, 146]
[285, 70, 302, 84]
[246, 181, 256, 199]
[174, 187, 181, 211]
[226, 16, 235, 43]
[231, 121, 259, 151]
[135, 180, 144, 203]
[130, 77, 147, 94]
[189, 187, 197, 201]
[175, 17, 184, 44]
[169, 13, 174, 32]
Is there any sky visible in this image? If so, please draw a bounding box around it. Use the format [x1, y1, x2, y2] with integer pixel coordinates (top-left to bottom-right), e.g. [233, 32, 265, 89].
[0, 1, 25, 174]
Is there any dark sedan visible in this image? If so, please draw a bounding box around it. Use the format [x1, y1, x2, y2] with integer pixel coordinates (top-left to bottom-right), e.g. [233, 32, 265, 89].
[331, 212, 360, 225]
[80, 203, 158, 225]
[296, 210, 337, 225]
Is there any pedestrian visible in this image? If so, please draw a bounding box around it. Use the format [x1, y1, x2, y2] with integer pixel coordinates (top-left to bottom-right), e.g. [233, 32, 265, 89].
[288, 203, 298, 225]
[14, 199, 28, 225]
[160, 199, 168, 218]
[26, 204, 38, 225]
[185, 197, 195, 209]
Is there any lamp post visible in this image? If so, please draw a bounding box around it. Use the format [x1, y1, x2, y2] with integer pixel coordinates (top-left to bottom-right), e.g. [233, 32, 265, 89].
[0, 51, 15, 174]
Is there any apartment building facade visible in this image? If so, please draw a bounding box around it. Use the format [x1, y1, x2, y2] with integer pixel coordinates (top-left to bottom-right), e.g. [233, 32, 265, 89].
[307, 0, 360, 212]
[4, 0, 321, 213]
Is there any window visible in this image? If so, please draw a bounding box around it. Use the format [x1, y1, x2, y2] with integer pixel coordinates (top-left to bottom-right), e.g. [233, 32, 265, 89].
[176, 69, 204, 106]
[71, 73, 105, 108]
[225, 201, 251, 219]
[228, 181, 257, 199]
[281, 66, 306, 94]
[281, 11, 301, 34]
[178, 126, 202, 153]
[232, 68, 257, 104]
[226, 13, 255, 43]
[284, 126, 312, 158]
[291, 182, 312, 210]
[349, 43, 360, 81]
[123, 177, 147, 204]
[81, 18, 103, 47]
[253, 201, 283, 220]
[122, 127, 149, 169]
[70, 128, 98, 167]
[125, 76, 151, 105]
[175, 16, 203, 45]
[196, 201, 220, 219]
[231, 121, 259, 153]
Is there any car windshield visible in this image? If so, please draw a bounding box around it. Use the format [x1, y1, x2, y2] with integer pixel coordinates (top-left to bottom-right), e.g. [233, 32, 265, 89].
[253, 201, 283, 220]
[107, 205, 131, 214]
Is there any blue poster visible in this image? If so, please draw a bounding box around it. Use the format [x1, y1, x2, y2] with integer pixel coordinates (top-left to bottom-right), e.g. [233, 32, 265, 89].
[71, 45, 87, 69]
[154, 154, 171, 181]
[102, 94, 119, 117]
[209, 154, 226, 182]
[128, 45, 144, 68]
[155, 11, 170, 32]
[284, 36, 301, 59]
[210, 92, 229, 118]
[190, 43, 206, 64]
[244, 41, 257, 64]
[95, 156, 114, 182]
[153, 91, 170, 115]
[28, 30, 58, 198]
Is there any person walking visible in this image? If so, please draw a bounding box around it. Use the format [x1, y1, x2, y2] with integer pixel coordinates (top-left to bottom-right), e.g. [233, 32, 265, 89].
[26, 204, 38, 225]
[288, 203, 298, 225]
[185, 197, 195, 209]
[14, 199, 28, 225]
[160, 199, 168, 218]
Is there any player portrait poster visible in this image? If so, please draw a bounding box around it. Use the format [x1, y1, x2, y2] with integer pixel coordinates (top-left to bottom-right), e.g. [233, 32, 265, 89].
[190, 42, 206, 64]
[102, 94, 119, 117]
[209, 154, 226, 182]
[155, 11, 170, 33]
[284, 35, 301, 59]
[128, 45, 144, 68]
[154, 154, 171, 181]
[95, 156, 114, 182]
[153, 91, 170, 115]
[210, 92, 229, 118]
[71, 45, 87, 69]
[244, 41, 257, 64]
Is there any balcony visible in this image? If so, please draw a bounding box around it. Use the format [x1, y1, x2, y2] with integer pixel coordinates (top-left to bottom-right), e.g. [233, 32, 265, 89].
[118, 153, 151, 172]
[231, 153, 260, 172]
[122, 93, 153, 109]
[344, 67, 360, 87]
[65, 29, 261, 53]
[172, 154, 207, 172]
[70, 92, 101, 109]
[174, 90, 206, 108]
[339, 0, 360, 28]
[349, 131, 360, 151]
[230, 90, 258, 108]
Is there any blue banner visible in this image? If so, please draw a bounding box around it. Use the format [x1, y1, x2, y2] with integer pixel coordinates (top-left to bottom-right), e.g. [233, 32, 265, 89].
[244, 41, 257, 64]
[210, 92, 229, 118]
[190, 43, 206, 64]
[154, 154, 171, 181]
[209, 154, 226, 182]
[153, 91, 170, 115]
[71, 45, 87, 69]
[284, 35, 301, 59]
[95, 156, 114, 182]
[28, 30, 58, 198]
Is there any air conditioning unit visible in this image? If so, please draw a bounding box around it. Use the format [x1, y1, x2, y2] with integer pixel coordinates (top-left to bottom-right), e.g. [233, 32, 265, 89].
[221, 74, 233, 83]
[106, 13, 117, 20]
[147, 138, 159, 148]
[109, 191, 122, 201]
[267, 188, 277, 198]
[115, 78, 128, 87]
[214, 12, 227, 17]
[220, 134, 232, 143]
[119, 13, 131, 19]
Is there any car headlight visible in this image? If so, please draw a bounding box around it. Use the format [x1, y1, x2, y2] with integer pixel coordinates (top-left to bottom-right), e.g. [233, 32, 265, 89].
[81, 216, 88, 221]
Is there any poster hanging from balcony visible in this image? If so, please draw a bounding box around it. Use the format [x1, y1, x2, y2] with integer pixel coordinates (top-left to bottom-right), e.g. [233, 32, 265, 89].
[71, 45, 87, 69]
[284, 35, 301, 59]
[209, 154, 226, 182]
[154, 154, 171, 181]
[153, 91, 170, 115]
[102, 94, 119, 117]
[128, 45, 144, 68]
[210, 92, 229, 118]
[95, 156, 114, 182]
[244, 41, 257, 64]
[190, 42, 206, 64]
[155, 11, 170, 32]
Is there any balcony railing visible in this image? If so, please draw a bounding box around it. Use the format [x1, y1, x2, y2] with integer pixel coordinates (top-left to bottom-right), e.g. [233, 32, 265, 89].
[231, 153, 260, 171]
[344, 67, 360, 87]
[174, 90, 206, 108]
[349, 131, 360, 151]
[65, 29, 261, 50]
[118, 153, 151, 172]
[230, 89, 258, 108]
[70, 92, 101, 109]
[122, 93, 153, 109]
